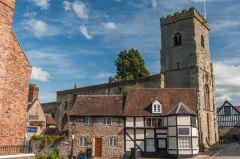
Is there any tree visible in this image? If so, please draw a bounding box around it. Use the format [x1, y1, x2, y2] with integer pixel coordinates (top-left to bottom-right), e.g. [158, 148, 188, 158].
[115, 48, 150, 81]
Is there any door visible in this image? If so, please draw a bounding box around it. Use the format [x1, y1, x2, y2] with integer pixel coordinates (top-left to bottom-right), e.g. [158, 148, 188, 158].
[95, 138, 101, 157]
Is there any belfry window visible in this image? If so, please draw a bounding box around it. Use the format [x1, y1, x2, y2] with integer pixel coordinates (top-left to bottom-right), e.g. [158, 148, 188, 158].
[174, 33, 182, 46]
[201, 35, 205, 48]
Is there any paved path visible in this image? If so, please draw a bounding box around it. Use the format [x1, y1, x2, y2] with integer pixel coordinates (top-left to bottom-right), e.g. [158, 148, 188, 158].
[210, 144, 240, 159]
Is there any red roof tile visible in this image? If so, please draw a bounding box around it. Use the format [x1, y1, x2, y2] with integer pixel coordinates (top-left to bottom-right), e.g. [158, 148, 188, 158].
[124, 88, 197, 116]
[45, 114, 57, 125]
[167, 102, 197, 115]
[70, 95, 124, 116]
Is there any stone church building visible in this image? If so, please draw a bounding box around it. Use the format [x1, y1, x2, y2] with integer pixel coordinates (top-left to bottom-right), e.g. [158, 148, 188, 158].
[43, 7, 218, 151]
[0, 0, 32, 146]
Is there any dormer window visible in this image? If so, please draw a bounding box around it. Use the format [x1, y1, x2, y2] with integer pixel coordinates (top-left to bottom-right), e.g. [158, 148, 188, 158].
[152, 100, 162, 113]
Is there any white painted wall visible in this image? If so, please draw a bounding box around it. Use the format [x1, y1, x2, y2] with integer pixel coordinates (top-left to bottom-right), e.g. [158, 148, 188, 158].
[156, 129, 167, 134]
[126, 117, 134, 127]
[177, 116, 190, 125]
[146, 129, 154, 138]
[168, 127, 176, 136]
[168, 116, 176, 126]
[178, 150, 192, 155]
[136, 129, 144, 139]
[136, 140, 145, 150]
[135, 117, 144, 127]
[168, 137, 177, 149]
[126, 129, 134, 140]
[192, 128, 198, 137]
[126, 140, 134, 151]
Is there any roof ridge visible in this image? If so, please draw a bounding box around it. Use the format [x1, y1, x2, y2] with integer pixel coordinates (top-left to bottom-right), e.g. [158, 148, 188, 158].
[77, 94, 123, 97]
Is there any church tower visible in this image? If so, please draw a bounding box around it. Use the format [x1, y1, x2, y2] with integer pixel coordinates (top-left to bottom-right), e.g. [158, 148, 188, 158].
[160, 8, 218, 147]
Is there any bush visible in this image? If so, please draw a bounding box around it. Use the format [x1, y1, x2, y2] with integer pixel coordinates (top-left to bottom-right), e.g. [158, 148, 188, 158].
[48, 152, 59, 159]
[31, 135, 65, 148]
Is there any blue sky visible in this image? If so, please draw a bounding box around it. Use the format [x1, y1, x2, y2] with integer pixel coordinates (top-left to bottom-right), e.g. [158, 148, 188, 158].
[13, 0, 240, 106]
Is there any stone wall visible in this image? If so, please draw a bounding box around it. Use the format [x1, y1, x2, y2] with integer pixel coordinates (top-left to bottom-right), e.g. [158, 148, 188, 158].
[31, 138, 70, 158]
[69, 117, 125, 158]
[0, 0, 32, 146]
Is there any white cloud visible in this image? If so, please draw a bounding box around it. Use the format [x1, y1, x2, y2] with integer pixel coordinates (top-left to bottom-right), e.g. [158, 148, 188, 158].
[30, 0, 50, 10]
[31, 66, 50, 82]
[23, 11, 37, 18]
[72, 1, 88, 19]
[103, 22, 117, 30]
[24, 18, 58, 38]
[214, 61, 240, 105]
[211, 19, 240, 32]
[63, 1, 71, 11]
[151, 0, 157, 9]
[79, 25, 92, 40]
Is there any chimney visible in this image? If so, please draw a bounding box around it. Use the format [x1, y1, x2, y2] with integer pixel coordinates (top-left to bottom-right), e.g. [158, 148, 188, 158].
[160, 73, 165, 88]
[28, 84, 39, 103]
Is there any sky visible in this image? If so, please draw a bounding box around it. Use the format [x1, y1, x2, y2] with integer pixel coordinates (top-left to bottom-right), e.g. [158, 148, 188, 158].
[13, 0, 240, 106]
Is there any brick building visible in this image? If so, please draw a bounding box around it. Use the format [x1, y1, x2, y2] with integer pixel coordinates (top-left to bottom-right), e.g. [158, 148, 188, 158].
[0, 0, 32, 146]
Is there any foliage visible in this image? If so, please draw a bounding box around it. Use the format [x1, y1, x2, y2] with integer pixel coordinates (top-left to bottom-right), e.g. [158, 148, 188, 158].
[121, 83, 144, 95]
[115, 48, 150, 81]
[35, 155, 48, 159]
[31, 135, 65, 148]
[48, 152, 59, 159]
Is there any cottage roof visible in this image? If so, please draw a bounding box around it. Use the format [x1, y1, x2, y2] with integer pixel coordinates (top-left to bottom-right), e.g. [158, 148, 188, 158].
[124, 88, 197, 116]
[70, 95, 124, 116]
[45, 114, 57, 125]
[167, 102, 197, 115]
[235, 106, 240, 112]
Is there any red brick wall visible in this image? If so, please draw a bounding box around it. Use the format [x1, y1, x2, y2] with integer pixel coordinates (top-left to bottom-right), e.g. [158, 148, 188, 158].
[0, 0, 32, 146]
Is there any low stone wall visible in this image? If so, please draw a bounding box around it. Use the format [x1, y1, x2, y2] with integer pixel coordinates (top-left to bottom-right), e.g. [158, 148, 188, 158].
[0, 154, 35, 159]
[31, 138, 70, 158]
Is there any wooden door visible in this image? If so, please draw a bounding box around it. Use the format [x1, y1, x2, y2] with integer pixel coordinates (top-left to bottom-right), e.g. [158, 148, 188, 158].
[95, 138, 101, 157]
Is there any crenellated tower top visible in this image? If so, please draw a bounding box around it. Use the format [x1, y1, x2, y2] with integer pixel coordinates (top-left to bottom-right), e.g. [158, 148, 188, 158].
[0, 0, 15, 10]
[160, 7, 209, 30]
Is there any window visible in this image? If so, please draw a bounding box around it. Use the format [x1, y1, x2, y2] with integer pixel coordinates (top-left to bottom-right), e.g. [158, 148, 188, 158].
[224, 107, 231, 115]
[204, 84, 210, 110]
[84, 117, 93, 126]
[102, 117, 111, 125]
[109, 138, 117, 147]
[145, 118, 163, 128]
[79, 137, 87, 147]
[152, 100, 162, 113]
[174, 33, 182, 46]
[146, 139, 155, 148]
[201, 35, 205, 48]
[178, 137, 191, 149]
[158, 139, 166, 148]
[178, 128, 190, 135]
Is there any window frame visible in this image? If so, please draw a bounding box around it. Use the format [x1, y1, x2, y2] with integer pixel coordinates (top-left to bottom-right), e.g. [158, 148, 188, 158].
[84, 117, 93, 126]
[146, 139, 155, 149]
[102, 117, 112, 126]
[79, 137, 87, 147]
[174, 32, 182, 46]
[178, 137, 191, 149]
[145, 117, 163, 128]
[108, 137, 117, 147]
[178, 127, 190, 136]
[152, 100, 162, 114]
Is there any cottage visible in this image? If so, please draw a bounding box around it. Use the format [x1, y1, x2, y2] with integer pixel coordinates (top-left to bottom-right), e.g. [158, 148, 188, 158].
[69, 88, 199, 158]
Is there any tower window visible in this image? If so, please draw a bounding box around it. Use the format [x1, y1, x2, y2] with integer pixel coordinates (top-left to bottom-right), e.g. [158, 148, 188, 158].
[174, 33, 182, 46]
[201, 35, 205, 48]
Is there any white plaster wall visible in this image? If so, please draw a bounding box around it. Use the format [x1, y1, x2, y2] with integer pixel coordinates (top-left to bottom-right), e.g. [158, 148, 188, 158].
[136, 140, 145, 150]
[135, 117, 144, 127]
[168, 150, 177, 154]
[146, 129, 154, 138]
[164, 117, 168, 126]
[126, 140, 134, 151]
[193, 149, 199, 154]
[156, 129, 167, 134]
[168, 137, 177, 149]
[157, 135, 167, 138]
[177, 116, 190, 125]
[126, 129, 134, 140]
[126, 117, 134, 127]
[192, 128, 198, 137]
[168, 116, 176, 126]
[136, 129, 144, 139]
[168, 127, 176, 136]
[179, 150, 192, 155]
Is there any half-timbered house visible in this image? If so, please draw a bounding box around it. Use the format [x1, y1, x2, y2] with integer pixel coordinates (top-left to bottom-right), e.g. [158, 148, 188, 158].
[69, 88, 199, 158]
[217, 100, 240, 137]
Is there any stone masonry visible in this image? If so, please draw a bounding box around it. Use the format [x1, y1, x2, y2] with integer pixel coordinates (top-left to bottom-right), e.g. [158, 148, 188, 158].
[160, 8, 218, 148]
[0, 0, 32, 146]
[69, 117, 124, 158]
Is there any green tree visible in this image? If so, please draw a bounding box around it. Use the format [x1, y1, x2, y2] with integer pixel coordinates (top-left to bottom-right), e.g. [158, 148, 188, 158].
[115, 48, 150, 81]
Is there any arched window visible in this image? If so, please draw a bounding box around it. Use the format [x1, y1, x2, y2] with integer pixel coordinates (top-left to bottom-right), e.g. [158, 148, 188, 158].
[201, 35, 205, 48]
[152, 100, 162, 113]
[204, 84, 210, 110]
[174, 33, 182, 46]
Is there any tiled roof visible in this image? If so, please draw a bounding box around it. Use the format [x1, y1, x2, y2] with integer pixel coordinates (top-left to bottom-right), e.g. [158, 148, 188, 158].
[45, 114, 57, 125]
[70, 95, 124, 116]
[167, 102, 197, 115]
[124, 88, 197, 116]
[62, 123, 69, 132]
[57, 74, 162, 95]
[235, 106, 240, 112]
[42, 128, 60, 136]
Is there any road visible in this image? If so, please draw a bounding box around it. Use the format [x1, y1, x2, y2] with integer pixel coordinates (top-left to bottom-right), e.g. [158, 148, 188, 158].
[211, 144, 240, 159]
